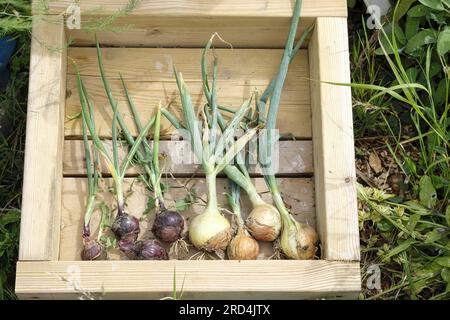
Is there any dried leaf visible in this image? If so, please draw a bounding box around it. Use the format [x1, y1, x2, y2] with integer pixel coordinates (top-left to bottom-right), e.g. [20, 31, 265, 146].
[369, 152, 383, 174]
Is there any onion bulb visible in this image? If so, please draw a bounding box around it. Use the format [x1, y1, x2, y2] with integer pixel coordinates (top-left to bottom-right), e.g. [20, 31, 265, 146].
[111, 208, 140, 243]
[140, 239, 169, 260]
[152, 209, 185, 243]
[188, 208, 232, 252]
[227, 228, 259, 260]
[81, 239, 103, 261]
[245, 203, 281, 241]
[279, 215, 318, 260]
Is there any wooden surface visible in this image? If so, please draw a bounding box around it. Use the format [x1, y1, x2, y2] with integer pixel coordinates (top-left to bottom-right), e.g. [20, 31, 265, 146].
[16, 260, 361, 299]
[59, 177, 315, 261]
[66, 48, 311, 138]
[67, 17, 315, 48]
[40, 0, 348, 17]
[63, 140, 314, 176]
[19, 16, 67, 260]
[308, 18, 360, 261]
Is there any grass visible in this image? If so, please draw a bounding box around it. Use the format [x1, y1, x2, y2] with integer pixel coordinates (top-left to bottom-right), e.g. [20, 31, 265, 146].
[0, 1, 30, 299]
[348, 1, 450, 300]
[0, 0, 449, 300]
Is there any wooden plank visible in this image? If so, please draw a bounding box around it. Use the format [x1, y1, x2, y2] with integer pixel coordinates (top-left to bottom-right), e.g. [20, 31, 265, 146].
[308, 18, 360, 261]
[19, 16, 67, 261]
[59, 177, 315, 261]
[41, 0, 348, 18]
[67, 17, 315, 48]
[16, 260, 361, 299]
[66, 48, 311, 138]
[63, 140, 314, 176]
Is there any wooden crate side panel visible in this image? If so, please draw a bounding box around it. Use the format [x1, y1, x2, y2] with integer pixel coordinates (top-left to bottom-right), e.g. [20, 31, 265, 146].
[39, 0, 348, 17]
[66, 48, 311, 138]
[16, 260, 360, 299]
[63, 140, 314, 176]
[67, 17, 315, 48]
[308, 17, 360, 261]
[19, 16, 67, 260]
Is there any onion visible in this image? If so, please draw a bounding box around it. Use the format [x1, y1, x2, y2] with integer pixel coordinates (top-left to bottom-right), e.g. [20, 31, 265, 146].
[227, 228, 259, 260]
[245, 203, 281, 241]
[111, 207, 140, 242]
[152, 208, 185, 242]
[140, 239, 169, 260]
[188, 207, 232, 251]
[118, 239, 143, 260]
[279, 216, 318, 260]
[81, 239, 103, 261]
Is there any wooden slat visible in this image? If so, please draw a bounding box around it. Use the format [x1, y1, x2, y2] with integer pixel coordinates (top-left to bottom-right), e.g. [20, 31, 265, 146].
[19, 16, 67, 261]
[41, 0, 348, 17]
[308, 18, 360, 261]
[67, 17, 315, 48]
[16, 260, 361, 299]
[65, 48, 311, 138]
[63, 140, 314, 176]
[59, 177, 315, 261]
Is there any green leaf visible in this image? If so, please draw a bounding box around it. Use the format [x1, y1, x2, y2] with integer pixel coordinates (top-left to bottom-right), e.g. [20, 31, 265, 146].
[435, 256, 450, 268]
[405, 16, 421, 39]
[419, 175, 437, 208]
[445, 205, 450, 228]
[347, 0, 356, 8]
[382, 238, 416, 262]
[407, 4, 431, 17]
[441, 268, 450, 282]
[407, 213, 421, 231]
[174, 199, 192, 212]
[437, 26, 450, 56]
[405, 29, 437, 54]
[435, 78, 447, 106]
[418, 0, 445, 10]
[424, 229, 443, 243]
[395, 0, 420, 21]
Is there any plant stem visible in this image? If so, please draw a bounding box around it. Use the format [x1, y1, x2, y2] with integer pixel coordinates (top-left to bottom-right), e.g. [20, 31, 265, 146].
[205, 173, 218, 213]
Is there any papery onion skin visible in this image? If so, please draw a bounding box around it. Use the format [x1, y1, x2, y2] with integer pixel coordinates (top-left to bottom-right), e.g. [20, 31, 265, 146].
[280, 220, 318, 260]
[118, 239, 143, 260]
[111, 210, 140, 242]
[245, 204, 281, 241]
[152, 210, 185, 243]
[188, 210, 232, 251]
[227, 229, 259, 260]
[140, 239, 169, 260]
[81, 239, 104, 261]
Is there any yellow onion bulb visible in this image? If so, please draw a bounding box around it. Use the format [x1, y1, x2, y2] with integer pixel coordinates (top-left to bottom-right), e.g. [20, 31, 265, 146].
[280, 217, 318, 260]
[188, 209, 232, 251]
[245, 203, 281, 241]
[227, 229, 259, 260]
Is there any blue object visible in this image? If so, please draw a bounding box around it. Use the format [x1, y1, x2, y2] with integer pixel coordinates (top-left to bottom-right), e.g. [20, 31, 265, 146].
[0, 36, 17, 89]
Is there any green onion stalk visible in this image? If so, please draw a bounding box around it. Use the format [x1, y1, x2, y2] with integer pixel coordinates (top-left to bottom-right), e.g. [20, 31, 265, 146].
[259, 0, 318, 259]
[119, 76, 185, 244]
[75, 64, 154, 246]
[199, 34, 282, 242]
[79, 98, 105, 261]
[226, 180, 260, 260]
[172, 64, 258, 252]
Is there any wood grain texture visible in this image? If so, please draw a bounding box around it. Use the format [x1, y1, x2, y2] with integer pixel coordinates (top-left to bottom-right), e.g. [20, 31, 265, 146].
[63, 140, 314, 176]
[308, 18, 360, 261]
[41, 0, 348, 17]
[16, 260, 361, 299]
[19, 16, 67, 260]
[59, 177, 315, 261]
[66, 48, 311, 138]
[67, 17, 315, 48]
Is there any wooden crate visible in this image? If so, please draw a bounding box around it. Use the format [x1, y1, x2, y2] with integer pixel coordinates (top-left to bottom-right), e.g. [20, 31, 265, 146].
[16, 0, 361, 299]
